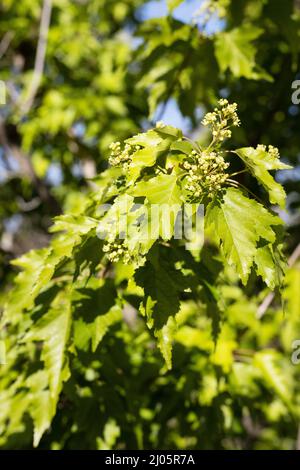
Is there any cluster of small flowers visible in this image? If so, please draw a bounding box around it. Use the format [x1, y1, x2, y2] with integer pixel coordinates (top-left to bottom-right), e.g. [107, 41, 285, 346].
[202, 99, 240, 142]
[103, 238, 133, 264]
[257, 144, 280, 160]
[108, 141, 141, 169]
[183, 149, 229, 199]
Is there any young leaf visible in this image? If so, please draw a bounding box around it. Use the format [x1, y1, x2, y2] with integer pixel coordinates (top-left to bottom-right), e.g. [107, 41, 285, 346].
[215, 25, 272, 80]
[135, 246, 187, 367]
[132, 173, 182, 205]
[254, 351, 294, 414]
[25, 291, 72, 419]
[254, 244, 284, 289]
[235, 146, 292, 208]
[132, 174, 182, 241]
[92, 305, 122, 352]
[206, 188, 282, 285]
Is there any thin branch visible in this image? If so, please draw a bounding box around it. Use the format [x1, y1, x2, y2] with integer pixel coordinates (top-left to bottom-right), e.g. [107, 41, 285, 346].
[17, 197, 41, 212]
[82, 159, 97, 179]
[229, 169, 248, 178]
[0, 31, 14, 59]
[0, 117, 13, 170]
[257, 242, 300, 318]
[0, 1, 60, 213]
[0, 118, 61, 214]
[6, 80, 20, 104]
[19, 0, 52, 115]
[288, 243, 300, 266]
[11, 144, 61, 214]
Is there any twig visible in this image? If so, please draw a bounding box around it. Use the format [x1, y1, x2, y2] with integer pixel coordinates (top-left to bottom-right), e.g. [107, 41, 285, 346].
[0, 32, 14, 59]
[0, 117, 13, 170]
[6, 80, 20, 104]
[257, 242, 300, 318]
[0, 2, 59, 213]
[288, 243, 300, 266]
[82, 159, 97, 179]
[0, 118, 60, 214]
[19, 0, 52, 115]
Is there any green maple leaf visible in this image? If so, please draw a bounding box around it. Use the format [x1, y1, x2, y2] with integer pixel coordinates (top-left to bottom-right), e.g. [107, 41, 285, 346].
[5, 215, 99, 321]
[127, 147, 157, 181]
[97, 194, 135, 240]
[254, 242, 284, 290]
[206, 188, 282, 285]
[26, 292, 71, 410]
[24, 291, 72, 445]
[92, 305, 122, 352]
[125, 129, 163, 147]
[132, 174, 182, 241]
[285, 266, 300, 320]
[73, 279, 122, 352]
[25, 371, 52, 447]
[50, 214, 98, 235]
[215, 25, 272, 80]
[254, 351, 294, 414]
[235, 146, 292, 208]
[282, 265, 300, 348]
[132, 173, 181, 205]
[135, 246, 187, 368]
[4, 248, 50, 319]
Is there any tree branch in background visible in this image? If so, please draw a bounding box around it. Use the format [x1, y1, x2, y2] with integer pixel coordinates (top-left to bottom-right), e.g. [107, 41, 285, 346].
[0, 119, 61, 214]
[0, 31, 14, 59]
[0, 1, 61, 214]
[0, 117, 13, 171]
[19, 0, 52, 115]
